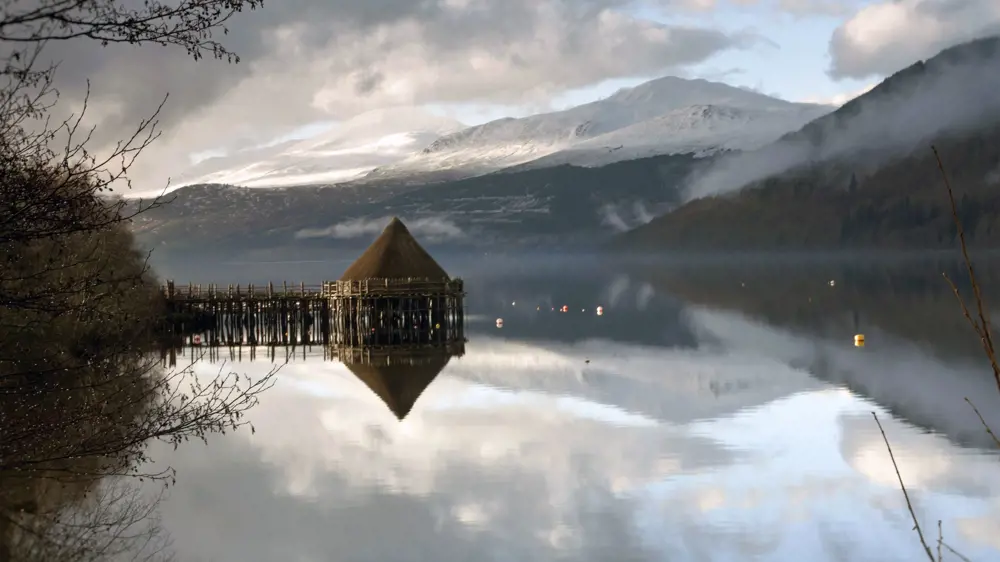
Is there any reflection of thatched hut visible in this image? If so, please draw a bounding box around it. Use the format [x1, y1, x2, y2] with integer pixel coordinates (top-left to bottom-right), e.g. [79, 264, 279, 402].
[325, 217, 464, 347]
[340, 343, 465, 420]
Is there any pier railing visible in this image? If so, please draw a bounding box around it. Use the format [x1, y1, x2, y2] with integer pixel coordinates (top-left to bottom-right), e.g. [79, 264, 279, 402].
[160, 278, 466, 300]
[161, 281, 326, 301]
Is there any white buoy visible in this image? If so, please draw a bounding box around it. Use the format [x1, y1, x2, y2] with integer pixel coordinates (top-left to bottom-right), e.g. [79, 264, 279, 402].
[192, 334, 202, 345]
[596, 306, 604, 316]
[496, 318, 504, 328]
[829, 280, 836, 287]
[512, 301, 516, 306]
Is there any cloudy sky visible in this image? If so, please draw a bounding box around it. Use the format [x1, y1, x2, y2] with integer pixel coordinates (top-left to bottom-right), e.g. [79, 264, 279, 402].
[28, 0, 1000, 193]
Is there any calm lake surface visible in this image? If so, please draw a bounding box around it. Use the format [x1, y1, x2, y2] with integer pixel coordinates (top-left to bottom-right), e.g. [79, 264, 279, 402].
[146, 255, 1000, 562]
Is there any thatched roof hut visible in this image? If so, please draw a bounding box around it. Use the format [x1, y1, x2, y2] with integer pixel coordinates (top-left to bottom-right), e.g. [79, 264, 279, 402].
[344, 350, 455, 420]
[339, 217, 450, 281]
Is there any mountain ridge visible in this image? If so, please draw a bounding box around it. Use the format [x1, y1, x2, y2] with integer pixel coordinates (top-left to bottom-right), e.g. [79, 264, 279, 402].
[170, 75, 830, 191]
[615, 34, 1000, 252]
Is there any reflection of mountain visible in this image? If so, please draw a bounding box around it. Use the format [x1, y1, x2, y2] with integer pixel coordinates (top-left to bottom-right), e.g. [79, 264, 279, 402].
[337, 343, 465, 420]
[641, 258, 1000, 361]
[661, 264, 1000, 449]
[445, 337, 821, 425]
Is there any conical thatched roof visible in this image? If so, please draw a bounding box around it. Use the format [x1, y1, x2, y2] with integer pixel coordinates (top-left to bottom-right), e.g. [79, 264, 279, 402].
[345, 352, 453, 420]
[339, 217, 450, 281]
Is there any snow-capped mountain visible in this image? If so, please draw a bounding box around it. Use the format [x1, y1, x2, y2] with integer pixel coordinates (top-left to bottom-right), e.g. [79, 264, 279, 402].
[171, 76, 831, 189]
[365, 76, 831, 179]
[514, 103, 831, 169]
[174, 107, 465, 188]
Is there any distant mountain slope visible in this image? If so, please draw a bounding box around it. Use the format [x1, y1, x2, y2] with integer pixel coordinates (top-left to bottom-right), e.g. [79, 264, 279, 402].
[514, 103, 828, 170]
[132, 152, 707, 261]
[173, 108, 465, 188]
[615, 35, 1000, 252]
[359, 76, 828, 181]
[167, 76, 827, 191]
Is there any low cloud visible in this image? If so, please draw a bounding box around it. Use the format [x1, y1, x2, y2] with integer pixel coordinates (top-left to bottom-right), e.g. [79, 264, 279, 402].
[295, 215, 464, 242]
[598, 201, 657, 232]
[682, 39, 1000, 201]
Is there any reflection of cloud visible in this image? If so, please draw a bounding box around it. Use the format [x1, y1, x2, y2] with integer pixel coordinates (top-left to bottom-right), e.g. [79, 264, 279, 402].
[443, 336, 821, 424]
[686, 306, 1000, 448]
[147, 351, 736, 561]
[295, 215, 464, 241]
[839, 413, 1000, 497]
[604, 275, 630, 308]
[957, 500, 1000, 551]
[636, 283, 654, 311]
[148, 332, 1000, 561]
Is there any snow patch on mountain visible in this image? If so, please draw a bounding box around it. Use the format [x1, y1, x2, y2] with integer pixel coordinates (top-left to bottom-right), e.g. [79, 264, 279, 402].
[516, 104, 832, 169]
[365, 77, 830, 179]
[174, 107, 465, 188]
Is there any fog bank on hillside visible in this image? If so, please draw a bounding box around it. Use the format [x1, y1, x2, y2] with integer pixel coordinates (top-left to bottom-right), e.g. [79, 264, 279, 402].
[682, 37, 1000, 202]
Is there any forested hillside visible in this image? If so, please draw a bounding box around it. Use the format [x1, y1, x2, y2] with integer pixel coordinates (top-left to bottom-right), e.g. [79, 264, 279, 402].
[617, 124, 1000, 250]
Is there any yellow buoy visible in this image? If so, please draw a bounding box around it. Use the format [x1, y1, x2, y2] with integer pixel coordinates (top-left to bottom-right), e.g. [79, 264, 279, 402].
[854, 334, 865, 347]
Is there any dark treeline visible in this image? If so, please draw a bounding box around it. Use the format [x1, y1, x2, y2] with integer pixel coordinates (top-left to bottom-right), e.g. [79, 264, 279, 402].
[618, 123, 1000, 251]
[0, 1, 273, 560]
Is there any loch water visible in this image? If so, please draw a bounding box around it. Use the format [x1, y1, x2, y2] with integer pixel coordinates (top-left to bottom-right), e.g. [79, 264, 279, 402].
[145, 255, 1000, 562]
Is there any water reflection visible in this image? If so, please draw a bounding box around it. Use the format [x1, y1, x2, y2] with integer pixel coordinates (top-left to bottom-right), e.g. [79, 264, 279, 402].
[640, 258, 1000, 449]
[338, 343, 465, 420]
[143, 257, 1000, 562]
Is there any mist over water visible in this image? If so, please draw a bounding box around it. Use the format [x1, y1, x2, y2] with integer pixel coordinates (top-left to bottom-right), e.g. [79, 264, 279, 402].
[141, 252, 1000, 562]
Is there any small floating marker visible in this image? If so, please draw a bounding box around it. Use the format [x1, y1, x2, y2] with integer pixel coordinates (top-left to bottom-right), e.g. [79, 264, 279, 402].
[537, 306, 540, 311]
[581, 308, 585, 312]
[192, 334, 202, 345]
[496, 318, 504, 328]
[854, 334, 865, 347]
[561, 305, 568, 312]
[596, 306, 604, 316]
[435, 323, 440, 329]
[741, 282, 745, 287]
[829, 280, 836, 287]
[512, 301, 516, 306]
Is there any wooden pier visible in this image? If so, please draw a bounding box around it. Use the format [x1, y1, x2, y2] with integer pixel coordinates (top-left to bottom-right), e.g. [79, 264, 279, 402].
[159, 216, 467, 372]
[160, 280, 333, 348]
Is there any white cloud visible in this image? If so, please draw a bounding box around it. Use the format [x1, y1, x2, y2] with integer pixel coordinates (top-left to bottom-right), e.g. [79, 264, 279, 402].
[798, 82, 876, 106]
[26, 0, 762, 194]
[295, 215, 465, 241]
[829, 0, 1000, 79]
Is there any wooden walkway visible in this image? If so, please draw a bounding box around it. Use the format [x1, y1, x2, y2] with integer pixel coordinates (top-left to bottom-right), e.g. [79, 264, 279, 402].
[159, 279, 466, 356]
